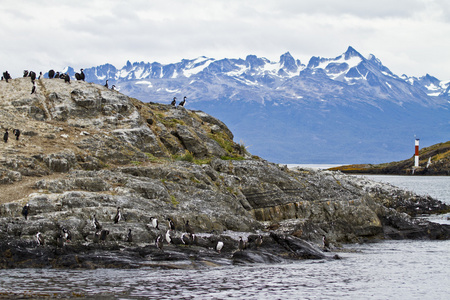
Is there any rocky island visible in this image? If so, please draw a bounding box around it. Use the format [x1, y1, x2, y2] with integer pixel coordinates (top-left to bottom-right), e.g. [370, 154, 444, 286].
[0, 76, 449, 269]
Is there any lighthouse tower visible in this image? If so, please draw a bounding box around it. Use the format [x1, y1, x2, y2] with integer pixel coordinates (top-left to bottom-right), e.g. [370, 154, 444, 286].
[414, 138, 420, 167]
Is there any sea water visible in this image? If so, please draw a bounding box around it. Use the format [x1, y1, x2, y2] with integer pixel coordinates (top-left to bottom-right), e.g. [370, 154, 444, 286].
[0, 174, 449, 299]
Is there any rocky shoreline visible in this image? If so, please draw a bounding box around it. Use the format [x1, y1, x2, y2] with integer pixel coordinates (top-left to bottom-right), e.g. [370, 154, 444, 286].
[0, 77, 449, 269]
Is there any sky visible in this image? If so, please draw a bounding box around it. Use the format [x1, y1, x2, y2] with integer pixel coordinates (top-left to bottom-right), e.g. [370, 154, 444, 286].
[1, 0, 450, 80]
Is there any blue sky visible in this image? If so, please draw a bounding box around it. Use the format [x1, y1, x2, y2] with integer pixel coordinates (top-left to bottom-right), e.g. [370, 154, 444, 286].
[2, 0, 450, 80]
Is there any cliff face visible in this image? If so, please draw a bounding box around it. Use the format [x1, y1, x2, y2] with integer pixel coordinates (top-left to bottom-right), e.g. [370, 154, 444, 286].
[0, 77, 449, 269]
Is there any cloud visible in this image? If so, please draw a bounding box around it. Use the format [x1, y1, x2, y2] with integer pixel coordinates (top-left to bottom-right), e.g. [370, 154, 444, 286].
[1, 0, 450, 80]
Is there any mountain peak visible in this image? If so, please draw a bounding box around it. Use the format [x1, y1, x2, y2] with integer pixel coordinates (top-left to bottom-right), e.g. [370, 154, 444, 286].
[344, 46, 364, 60]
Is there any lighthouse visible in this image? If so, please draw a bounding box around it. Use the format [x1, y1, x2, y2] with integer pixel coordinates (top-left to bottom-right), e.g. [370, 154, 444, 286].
[414, 138, 420, 167]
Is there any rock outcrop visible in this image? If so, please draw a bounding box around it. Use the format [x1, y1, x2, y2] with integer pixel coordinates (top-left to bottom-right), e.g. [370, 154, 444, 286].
[0, 77, 449, 269]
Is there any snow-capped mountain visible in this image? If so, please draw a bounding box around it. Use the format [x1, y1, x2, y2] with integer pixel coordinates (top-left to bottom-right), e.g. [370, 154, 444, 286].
[64, 47, 450, 163]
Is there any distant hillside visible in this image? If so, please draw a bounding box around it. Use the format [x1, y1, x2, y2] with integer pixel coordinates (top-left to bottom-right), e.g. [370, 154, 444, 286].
[329, 141, 450, 175]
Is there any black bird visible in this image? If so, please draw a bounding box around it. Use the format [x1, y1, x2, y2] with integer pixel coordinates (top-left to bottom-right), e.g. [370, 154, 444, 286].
[36, 232, 44, 246]
[22, 203, 29, 220]
[3, 129, 8, 143]
[62, 228, 72, 242]
[150, 217, 159, 230]
[23, 70, 29, 77]
[100, 229, 109, 241]
[167, 217, 175, 230]
[104, 80, 109, 88]
[111, 85, 116, 90]
[114, 207, 121, 224]
[64, 73, 70, 84]
[126, 229, 133, 243]
[54, 71, 60, 79]
[29, 71, 36, 81]
[255, 235, 263, 248]
[322, 235, 330, 250]
[156, 235, 164, 251]
[185, 220, 194, 235]
[12, 129, 20, 141]
[75, 69, 85, 81]
[92, 214, 102, 230]
[31, 81, 36, 94]
[178, 96, 186, 107]
[238, 236, 245, 251]
[59, 73, 65, 79]
[48, 69, 55, 79]
[3, 71, 11, 82]
[38, 72, 43, 79]
[171, 97, 176, 106]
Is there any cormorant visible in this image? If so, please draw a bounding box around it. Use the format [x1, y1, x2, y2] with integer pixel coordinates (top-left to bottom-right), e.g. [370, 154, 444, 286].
[48, 70, 55, 79]
[216, 241, 224, 253]
[156, 235, 164, 251]
[29, 71, 36, 81]
[23, 70, 29, 77]
[165, 229, 172, 245]
[3, 71, 11, 82]
[104, 80, 109, 88]
[62, 228, 72, 242]
[126, 229, 133, 243]
[21, 203, 29, 220]
[3, 129, 8, 143]
[64, 73, 70, 84]
[167, 217, 175, 230]
[36, 232, 44, 246]
[238, 236, 245, 251]
[12, 129, 20, 141]
[93, 214, 102, 230]
[178, 96, 186, 107]
[38, 72, 43, 79]
[100, 229, 109, 241]
[114, 207, 121, 224]
[171, 97, 176, 106]
[75, 69, 85, 81]
[150, 217, 159, 229]
[31, 81, 36, 94]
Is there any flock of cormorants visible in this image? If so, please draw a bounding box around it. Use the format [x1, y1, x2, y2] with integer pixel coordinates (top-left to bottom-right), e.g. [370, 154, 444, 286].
[20, 202, 239, 253]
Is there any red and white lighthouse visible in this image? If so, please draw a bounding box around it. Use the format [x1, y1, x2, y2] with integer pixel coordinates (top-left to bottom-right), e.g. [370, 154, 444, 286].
[414, 138, 420, 167]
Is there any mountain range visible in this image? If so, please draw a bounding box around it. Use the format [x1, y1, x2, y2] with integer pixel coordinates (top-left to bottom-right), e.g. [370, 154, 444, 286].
[63, 46, 450, 163]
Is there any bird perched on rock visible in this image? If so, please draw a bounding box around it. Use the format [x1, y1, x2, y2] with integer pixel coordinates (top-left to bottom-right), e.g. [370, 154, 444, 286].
[167, 217, 175, 230]
[238, 236, 245, 251]
[165, 229, 172, 245]
[21, 203, 29, 220]
[111, 85, 116, 90]
[178, 96, 186, 107]
[100, 229, 109, 241]
[255, 235, 263, 248]
[156, 235, 164, 251]
[75, 69, 85, 81]
[216, 241, 224, 253]
[114, 207, 121, 224]
[23, 70, 29, 77]
[62, 228, 72, 242]
[104, 80, 109, 88]
[3, 71, 11, 82]
[36, 232, 44, 246]
[322, 235, 330, 250]
[29, 71, 36, 82]
[3, 129, 8, 143]
[150, 217, 159, 230]
[48, 69, 55, 79]
[185, 220, 194, 235]
[38, 72, 43, 79]
[31, 81, 37, 94]
[64, 73, 70, 84]
[12, 129, 20, 141]
[171, 97, 176, 106]
[126, 229, 133, 243]
[92, 214, 102, 230]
